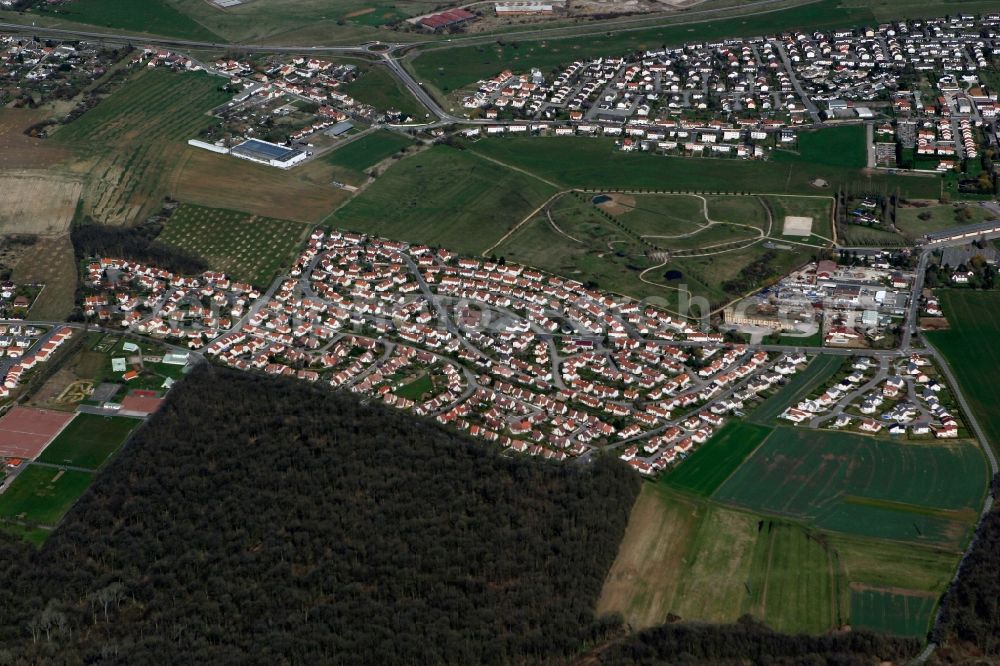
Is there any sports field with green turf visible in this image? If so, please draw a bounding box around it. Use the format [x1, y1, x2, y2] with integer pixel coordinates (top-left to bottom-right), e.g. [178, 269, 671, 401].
[772, 125, 868, 169]
[159, 204, 309, 286]
[36, 414, 138, 470]
[323, 131, 415, 177]
[331, 145, 557, 255]
[663, 422, 772, 496]
[749, 354, 843, 424]
[713, 427, 987, 546]
[927, 290, 1000, 457]
[0, 465, 93, 526]
[466, 137, 940, 199]
[850, 588, 937, 637]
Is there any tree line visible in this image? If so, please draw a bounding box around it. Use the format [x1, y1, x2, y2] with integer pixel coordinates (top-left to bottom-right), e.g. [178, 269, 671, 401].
[0, 366, 640, 665]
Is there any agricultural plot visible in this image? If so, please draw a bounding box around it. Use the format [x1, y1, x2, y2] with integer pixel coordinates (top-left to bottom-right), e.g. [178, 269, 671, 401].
[332, 145, 557, 256]
[30, 0, 221, 41]
[662, 422, 773, 497]
[322, 130, 415, 181]
[11, 234, 78, 321]
[713, 427, 987, 546]
[174, 148, 348, 223]
[0, 465, 93, 526]
[0, 109, 69, 170]
[51, 68, 230, 224]
[749, 354, 844, 424]
[850, 588, 937, 637]
[927, 290, 1000, 456]
[36, 414, 138, 470]
[600, 484, 964, 634]
[467, 137, 940, 199]
[772, 125, 868, 169]
[0, 172, 81, 235]
[158, 204, 309, 287]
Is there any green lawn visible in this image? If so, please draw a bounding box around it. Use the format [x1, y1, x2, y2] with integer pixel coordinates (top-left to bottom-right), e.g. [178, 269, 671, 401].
[323, 130, 415, 177]
[394, 374, 434, 401]
[762, 195, 834, 240]
[772, 125, 868, 169]
[0, 466, 93, 526]
[713, 427, 987, 546]
[331, 145, 557, 255]
[342, 67, 427, 120]
[30, 0, 221, 41]
[749, 354, 844, 424]
[36, 414, 138, 470]
[467, 137, 941, 199]
[158, 204, 309, 286]
[927, 290, 1000, 457]
[896, 204, 995, 241]
[850, 589, 937, 637]
[663, 422, 773, 497]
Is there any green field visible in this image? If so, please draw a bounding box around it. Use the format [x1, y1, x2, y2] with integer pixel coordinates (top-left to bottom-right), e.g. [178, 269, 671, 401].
[30, 0, 221, 41]
[394, 374, 435, 401]
[713, 427, 987, 545]
[36, 414, 138, 470]
[0, 465, 93, 526]
[663, 422, 773, 496]
[466, 137, 941, 199]
[850, 588, 937, 637]
[927, 290, 1000, 456]
[896, 204, 995, 240]
[159, 204, 309, 286]
[52, 68, 231, 224]
[598, 483, 961, 634]
[332, 145, 557, 255]
[762, 195, 834, 241]
[323, 130, 415, 179]
[749, 354, 843, 424]
[772, 125, 868, 169]
[341, 67, 427, 120]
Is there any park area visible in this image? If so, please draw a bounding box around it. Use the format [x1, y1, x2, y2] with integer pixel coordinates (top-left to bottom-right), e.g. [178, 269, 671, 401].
[36, 414, 138, 469]
[158, 204, 309, 286]
[712, 427, 987, 546]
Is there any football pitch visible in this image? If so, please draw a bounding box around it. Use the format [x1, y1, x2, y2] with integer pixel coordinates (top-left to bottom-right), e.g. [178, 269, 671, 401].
[0, 465, 93, 526]
[36, 414, 139, 470]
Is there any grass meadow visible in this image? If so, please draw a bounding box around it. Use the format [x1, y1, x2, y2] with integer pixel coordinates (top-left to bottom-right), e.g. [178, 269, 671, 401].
[323, 130, 415, 179]
[331, 145, 557, 255]
[772, 125, 868, 170]
[466, 137, 941, 199]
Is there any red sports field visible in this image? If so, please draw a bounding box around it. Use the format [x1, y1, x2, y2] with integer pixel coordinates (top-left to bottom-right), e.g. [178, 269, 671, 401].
[0, 407, 75, 459]
[122, 394, 164, 415]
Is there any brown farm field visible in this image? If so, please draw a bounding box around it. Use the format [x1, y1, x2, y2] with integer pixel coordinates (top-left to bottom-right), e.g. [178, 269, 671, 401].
[11, 235, 78, 321]
[172, 149, 349, 224]
[0, 172, 82, 235]
[0, 109, 69, 169]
